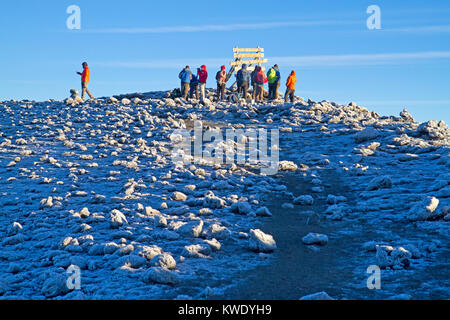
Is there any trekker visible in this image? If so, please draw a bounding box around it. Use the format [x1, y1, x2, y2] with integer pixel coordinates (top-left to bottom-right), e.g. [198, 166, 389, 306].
[236, 64, 250, 99]
[198, 65, 208, 101]
[178, 66, 192, 100]
[285, 70, 297, 103]
[251, 67, 258, 100]
[190, 70, 199, 100]
[267, 64, 281, 100]
[77, 62, 94, 101]
[216, 65, 227, 101]
[254, 66, 267, 102]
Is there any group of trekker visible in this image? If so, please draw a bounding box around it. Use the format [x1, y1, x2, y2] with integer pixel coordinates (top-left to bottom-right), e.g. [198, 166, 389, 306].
[179, 64, 297, 103]
[74, 61, 297, 104]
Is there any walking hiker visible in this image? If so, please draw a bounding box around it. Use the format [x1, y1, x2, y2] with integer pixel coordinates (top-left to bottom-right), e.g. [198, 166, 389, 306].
[254, 66, 267, 102]
[267, 64, 281, 100]
[284, 70, 297, 103]
[178, 66, 192, 100]
[197, 65, 208, 101]
[236, 64, 250, 100]
[216, 65, 227, 101]
[190, 70, 199, 100]
[77, 62, 94, 101]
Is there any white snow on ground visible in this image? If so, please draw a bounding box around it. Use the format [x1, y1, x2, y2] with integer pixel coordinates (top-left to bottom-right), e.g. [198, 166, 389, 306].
[0, 89, 449, 300]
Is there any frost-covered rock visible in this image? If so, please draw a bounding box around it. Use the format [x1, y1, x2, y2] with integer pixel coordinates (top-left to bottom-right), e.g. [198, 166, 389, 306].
[110, 209, 128, 228]
[302, 233, 328, 246]
[203, 191, 226, 209]
[231, 201, 252, 215]
[171, 191, 188, 201]
[175, 220, 203, 237]
[121, 98, 131, 105]
[142, 267, 179, 285]
[207, 224, 231, 240]
[138, 245, 163, 260]
[41, 273, 71, 298]
[248, 229, 277, 253]
[355, 127, 380, 143]
[417, 120, 449, 140]
[7, 222, 23, 236]
[293, 195, 314, 206]
[183, 244, 212, 258]
[366, 176, 392, 191]
[79, 207, 90, 218]
[408, 196, 439, 221]
[279, 161, 298, 171]
[400, 108, 414, 122]
[376, 245, 411, 269]
[255, 206, 272, 217]
[150, 253, 177, 270]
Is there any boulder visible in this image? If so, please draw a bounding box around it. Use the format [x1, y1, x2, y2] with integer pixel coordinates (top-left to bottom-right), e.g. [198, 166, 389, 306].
[408, 196, 439, 221]
[302, 233, 328, 246]
[248, 229, 277, 253]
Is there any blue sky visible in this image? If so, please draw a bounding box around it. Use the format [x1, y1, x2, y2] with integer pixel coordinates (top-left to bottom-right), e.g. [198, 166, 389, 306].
[1, 0, 449, 122]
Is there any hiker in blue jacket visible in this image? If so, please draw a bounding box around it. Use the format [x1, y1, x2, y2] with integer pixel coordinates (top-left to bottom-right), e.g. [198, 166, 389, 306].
[190, 70, 199, 100]
[178, 66, 192, 99]
[236, 64, 250, 99]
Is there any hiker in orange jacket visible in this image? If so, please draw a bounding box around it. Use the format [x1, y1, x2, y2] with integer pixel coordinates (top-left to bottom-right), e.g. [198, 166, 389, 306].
[77, 62, 94, 101]
[284, 70, 297, 103]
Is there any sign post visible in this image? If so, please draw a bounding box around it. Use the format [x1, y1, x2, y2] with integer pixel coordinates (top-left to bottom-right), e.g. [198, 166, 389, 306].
[226, 47, 268, 89]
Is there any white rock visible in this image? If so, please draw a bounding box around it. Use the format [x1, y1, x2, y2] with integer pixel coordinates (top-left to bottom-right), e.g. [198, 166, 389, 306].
[408, 196, 439, 221]
[138, 245, 163, 260]
[176, 220, 203, 238]
[121, 98, 131, 105]
[302, 233, 328, 246]
[150, 253, 177, 270]
[249, 229, 277, 253]
[110, 209, 128, 228]
[79, 207, 90, 218]
[183, 244, 212, 258]
[171, 191, 187, 201]
[203, 192, 226, 209]
[279, 161, 298, 171]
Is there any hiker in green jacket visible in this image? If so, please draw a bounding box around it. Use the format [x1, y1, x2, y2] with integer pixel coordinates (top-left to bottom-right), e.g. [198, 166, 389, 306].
[267, 64, 281, 100]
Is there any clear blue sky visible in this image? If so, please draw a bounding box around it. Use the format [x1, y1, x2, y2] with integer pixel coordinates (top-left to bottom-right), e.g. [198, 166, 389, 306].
[1, 0, 449, 123]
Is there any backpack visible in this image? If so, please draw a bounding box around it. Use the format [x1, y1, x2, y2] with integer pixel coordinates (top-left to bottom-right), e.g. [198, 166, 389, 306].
[216, 71, 226, 84]
[267, 68, 277, 83]
[237, 69, 249, 84]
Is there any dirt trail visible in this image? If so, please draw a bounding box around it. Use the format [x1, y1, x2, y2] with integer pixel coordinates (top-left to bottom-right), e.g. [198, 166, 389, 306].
[217, 169, 367, 300]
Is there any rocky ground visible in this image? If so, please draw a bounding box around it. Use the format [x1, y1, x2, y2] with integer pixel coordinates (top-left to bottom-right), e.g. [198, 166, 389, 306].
[0, 89, 448, 300]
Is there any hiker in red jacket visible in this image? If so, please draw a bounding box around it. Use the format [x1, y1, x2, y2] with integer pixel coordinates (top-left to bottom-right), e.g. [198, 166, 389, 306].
[77, 62, 94, 101]
[216, 65, 227, 101]
[254, 66, 267, 102]
[197, 65, 208, 101]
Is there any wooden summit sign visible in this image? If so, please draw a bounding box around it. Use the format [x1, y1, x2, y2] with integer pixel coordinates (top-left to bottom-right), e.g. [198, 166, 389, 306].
[227, 47, 268, 83]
